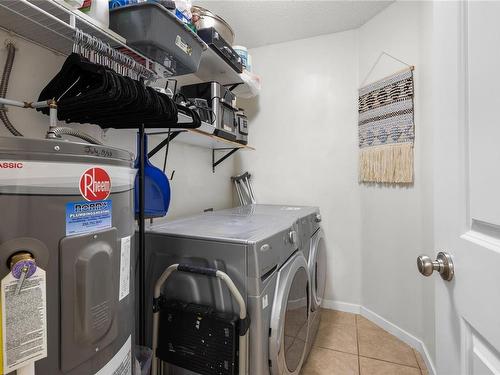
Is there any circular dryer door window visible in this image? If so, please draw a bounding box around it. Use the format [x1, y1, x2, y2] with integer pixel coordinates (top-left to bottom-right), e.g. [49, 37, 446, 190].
[312, 236, 327, 310]
[283, 267, 309, 372]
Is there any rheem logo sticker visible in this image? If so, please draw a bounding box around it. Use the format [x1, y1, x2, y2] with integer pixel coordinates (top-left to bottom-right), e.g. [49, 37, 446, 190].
[79, 168, 111, 201]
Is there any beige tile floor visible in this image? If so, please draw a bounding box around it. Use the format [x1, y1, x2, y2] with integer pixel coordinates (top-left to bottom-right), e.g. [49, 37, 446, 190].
[301, 309, 429, 375]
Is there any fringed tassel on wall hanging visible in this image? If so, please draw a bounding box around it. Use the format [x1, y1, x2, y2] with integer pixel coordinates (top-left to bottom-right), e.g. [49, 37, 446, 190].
[358, 67, 415, 184]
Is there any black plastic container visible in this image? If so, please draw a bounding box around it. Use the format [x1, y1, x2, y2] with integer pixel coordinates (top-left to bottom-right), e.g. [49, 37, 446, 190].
[157, 300, 239, 375]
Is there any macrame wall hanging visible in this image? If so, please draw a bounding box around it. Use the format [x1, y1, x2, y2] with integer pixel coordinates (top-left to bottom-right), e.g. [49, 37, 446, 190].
[358, 52, 415, 184]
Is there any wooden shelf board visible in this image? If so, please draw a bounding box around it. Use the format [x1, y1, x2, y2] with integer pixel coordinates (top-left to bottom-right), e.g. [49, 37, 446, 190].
[147, 113, 254, 150]
[181, 128, 254, 150]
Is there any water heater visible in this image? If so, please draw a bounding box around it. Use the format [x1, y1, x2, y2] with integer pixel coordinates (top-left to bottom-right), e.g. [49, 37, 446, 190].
[0, 136, 136, 375]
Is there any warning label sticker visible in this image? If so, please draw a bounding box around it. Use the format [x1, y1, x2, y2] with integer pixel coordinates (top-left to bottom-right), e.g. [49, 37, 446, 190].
[66, 200, 112, 236]
[1, 268, 47, 374]
[95, 336, 132, 375]
[119, 236, 131, 301]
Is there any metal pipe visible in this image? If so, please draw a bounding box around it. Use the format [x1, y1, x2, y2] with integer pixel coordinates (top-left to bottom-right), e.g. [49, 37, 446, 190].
[239, 180, 252, 205]
[152, 264, 178, 375]
[0, 98, 51, 109]
[0, 97, 26, 108]
[138, 124, 146, 347]
[0, 44, 13, 98]
[245, 176, 256, 204]
[47, 127, 102, 145]
[216, 270, 248, 375]
[49, 106, 57, 130]
[0, 111, 19, 136]
[0, 42, 22, 136]
[31, 100, 53, 109]
[235, 181, 244, 205]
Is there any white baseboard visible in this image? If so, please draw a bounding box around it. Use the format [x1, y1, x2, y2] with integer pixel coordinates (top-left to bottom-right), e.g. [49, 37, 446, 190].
[322, 299, 437, 375]
[321, 299, 361, 314]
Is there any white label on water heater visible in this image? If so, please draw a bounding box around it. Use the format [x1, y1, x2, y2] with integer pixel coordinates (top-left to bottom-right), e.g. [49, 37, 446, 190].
[95, 335, 132, 375]
[1, 268, 47, 374]
[119, 236, 131, 301]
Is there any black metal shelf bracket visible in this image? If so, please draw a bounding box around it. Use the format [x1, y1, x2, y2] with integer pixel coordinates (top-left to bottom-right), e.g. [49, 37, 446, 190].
[212, 147, 240, 173]
[225, 82, 243, 92]
[147, 131, 183, 158]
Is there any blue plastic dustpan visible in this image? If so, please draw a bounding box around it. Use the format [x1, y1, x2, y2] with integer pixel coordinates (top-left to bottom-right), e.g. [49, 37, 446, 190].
[134, 133, 171, 218]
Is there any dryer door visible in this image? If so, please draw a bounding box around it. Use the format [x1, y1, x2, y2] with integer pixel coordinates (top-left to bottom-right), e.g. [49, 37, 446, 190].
[309, 229, 327, 312]
[269, 252, 309, 375]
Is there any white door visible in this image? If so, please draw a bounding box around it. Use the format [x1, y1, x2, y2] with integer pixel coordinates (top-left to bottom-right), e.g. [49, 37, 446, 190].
[430, 1, 500, 374]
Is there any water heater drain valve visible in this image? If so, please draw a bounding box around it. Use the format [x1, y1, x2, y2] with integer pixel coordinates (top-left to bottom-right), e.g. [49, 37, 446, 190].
[10, 252, 37, 295]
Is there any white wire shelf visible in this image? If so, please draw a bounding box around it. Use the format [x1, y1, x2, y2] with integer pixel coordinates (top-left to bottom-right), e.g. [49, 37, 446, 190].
[174, 53, 262, 97]
[0, 0, 168, 78]
[0, 0, 259, 95]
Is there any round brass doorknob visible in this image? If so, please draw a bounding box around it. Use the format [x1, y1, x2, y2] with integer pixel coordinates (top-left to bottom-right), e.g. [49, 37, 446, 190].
[417, 252, 454, 281]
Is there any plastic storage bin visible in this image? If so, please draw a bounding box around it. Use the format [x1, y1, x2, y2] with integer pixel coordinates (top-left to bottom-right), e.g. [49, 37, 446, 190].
[109, 3, 205, 75]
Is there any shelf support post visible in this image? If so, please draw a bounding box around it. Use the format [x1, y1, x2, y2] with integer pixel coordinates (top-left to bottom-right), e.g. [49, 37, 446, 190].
[138, 123, 146, 346]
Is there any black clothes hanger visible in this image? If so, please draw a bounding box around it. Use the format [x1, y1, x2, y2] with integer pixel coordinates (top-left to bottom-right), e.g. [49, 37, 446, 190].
[37, 53, 201, 129]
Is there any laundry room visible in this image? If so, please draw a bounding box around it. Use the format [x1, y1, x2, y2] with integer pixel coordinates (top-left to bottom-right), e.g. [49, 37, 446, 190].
[0, 0, 498, 375]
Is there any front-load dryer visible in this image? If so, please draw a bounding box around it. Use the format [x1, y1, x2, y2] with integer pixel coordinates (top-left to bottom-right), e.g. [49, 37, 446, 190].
[217, 204, 321, 260]
[269, 251, 309, 375]
[142, 210, 309, 375]
[218, 205, 327, 356]
[305, 228, 327, 356]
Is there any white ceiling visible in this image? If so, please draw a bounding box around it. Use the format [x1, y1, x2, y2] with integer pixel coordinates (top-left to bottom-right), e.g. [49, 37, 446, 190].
[192, 1, 394, 48]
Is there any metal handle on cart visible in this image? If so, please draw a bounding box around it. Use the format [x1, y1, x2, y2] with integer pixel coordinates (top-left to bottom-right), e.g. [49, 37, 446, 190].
[177, 264, 218, 276]
[151, 264, 249, 375]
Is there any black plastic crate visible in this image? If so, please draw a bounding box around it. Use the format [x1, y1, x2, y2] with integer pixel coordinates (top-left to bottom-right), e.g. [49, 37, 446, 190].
[157, 300, 239, 375]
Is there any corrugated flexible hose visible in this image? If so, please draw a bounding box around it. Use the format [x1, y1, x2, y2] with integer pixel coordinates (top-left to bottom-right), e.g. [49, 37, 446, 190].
[1, 43, 101, 144]
[0, 42, 22, 136]
[50, 127, 103, 145]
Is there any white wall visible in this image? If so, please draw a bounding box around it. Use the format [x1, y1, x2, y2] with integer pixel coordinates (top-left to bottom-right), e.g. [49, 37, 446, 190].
[240, 0, 436, 366]
[357, 0, 435, 362]
[0, 29, 235, 220]
[237, 30, 362, 305]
